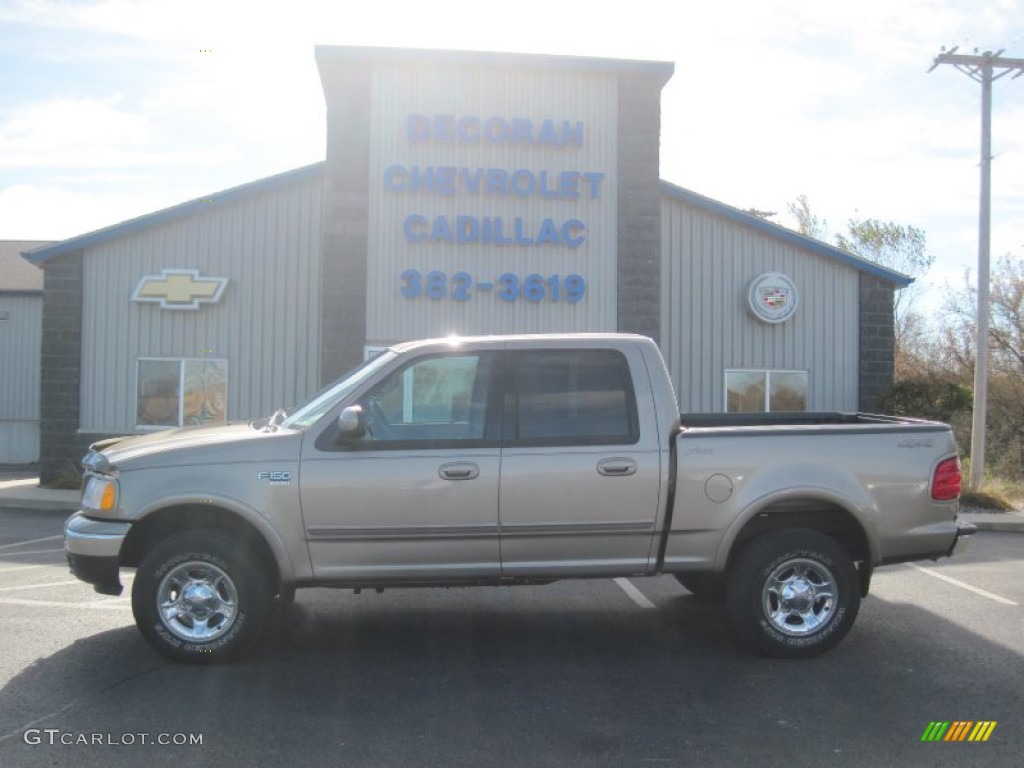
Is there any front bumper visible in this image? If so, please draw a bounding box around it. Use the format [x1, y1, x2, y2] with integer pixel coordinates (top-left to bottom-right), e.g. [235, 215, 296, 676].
[64, 511, 130, 596]
[948, 520, 978, 557]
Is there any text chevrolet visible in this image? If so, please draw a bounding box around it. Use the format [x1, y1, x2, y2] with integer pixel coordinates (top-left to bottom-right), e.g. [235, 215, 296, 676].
[65, 334, 975, 662]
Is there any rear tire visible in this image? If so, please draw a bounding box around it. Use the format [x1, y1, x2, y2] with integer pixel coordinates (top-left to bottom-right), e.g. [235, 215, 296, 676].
[132, 530, 272, 663]
[726, 529, 859, 658]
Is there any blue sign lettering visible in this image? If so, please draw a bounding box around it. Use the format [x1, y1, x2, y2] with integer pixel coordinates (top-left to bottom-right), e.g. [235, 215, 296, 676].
[461, 167, 484, 194]
[398, 269, 587, 303]
[457, 216, 479, 244]
[457, 116, 480, 143]
[403, 214, 428, 242]
[403, 216, 586, 247]
[393, 111, 596, 292]
[407, 114, 430, 142]
[383, 165, 407, 191]
[430, 216, 453, 242]
[581, 172, 605, 200]
[383, 166, 603, 200]
[407, 114, 585, 147]
[511, 170, 535, 197]
[485, 169, 509, 196]
[484, 117, 509, 144]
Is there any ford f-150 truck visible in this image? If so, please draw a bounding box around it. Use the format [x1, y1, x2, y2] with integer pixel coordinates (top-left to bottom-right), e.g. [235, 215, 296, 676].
[65, 334, 975, 662]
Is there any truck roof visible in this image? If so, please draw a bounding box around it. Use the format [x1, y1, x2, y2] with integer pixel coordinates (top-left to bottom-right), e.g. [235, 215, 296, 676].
[388, 332, 653, 354]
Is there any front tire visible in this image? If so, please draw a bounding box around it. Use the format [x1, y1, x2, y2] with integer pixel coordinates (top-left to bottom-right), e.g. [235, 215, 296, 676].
[132, 531, 272, 663]
[726, 529, 859, 658]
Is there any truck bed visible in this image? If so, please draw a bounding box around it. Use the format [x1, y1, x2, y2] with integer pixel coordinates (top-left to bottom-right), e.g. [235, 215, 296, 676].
[679, 411, 948, 433]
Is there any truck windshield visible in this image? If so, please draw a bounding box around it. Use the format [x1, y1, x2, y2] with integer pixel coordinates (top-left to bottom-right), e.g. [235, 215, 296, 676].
[282, 351, 398, 429]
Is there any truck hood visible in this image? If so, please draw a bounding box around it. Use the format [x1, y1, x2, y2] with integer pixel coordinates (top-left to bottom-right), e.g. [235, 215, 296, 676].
[91, 422, 301, 472]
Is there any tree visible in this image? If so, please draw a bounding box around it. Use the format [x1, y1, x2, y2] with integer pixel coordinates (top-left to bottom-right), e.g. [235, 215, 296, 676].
[939, 254, 1024, 478]
[787, 195, 828, 240]
[785, 198, 936, 378]
[834, 218, 935, 376]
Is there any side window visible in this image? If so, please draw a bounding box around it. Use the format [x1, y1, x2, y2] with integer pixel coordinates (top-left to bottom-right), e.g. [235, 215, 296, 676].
[136, 358, 227, 429]
[725, 370, 809, 412]
[509, 349, 638, 445]
[360, 354, 493, 443]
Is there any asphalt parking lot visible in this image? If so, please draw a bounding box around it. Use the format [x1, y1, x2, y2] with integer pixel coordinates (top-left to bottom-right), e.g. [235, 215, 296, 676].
[0, 507, 1020, 768]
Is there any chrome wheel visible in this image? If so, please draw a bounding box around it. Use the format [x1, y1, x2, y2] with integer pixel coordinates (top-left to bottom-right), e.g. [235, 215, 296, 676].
[761, 557, 837, 637]
[157, 560, 239, 642]
[728, 529, 859, 657]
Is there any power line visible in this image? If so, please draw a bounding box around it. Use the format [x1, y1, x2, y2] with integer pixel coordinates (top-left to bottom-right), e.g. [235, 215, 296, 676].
[929, 47, 1024, 492]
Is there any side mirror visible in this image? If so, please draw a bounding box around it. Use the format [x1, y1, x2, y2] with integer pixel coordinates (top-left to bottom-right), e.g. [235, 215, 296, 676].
[337, 405, 366, 440]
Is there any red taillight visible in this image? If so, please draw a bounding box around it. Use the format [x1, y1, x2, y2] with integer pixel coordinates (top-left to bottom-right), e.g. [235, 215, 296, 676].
[931, 457, 962, 500]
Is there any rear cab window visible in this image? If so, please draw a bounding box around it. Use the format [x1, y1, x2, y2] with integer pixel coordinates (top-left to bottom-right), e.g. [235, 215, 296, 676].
[505, 349, 640, 446]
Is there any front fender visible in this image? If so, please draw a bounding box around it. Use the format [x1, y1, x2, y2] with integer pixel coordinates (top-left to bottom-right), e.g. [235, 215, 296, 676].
[133, 492, 300, 583]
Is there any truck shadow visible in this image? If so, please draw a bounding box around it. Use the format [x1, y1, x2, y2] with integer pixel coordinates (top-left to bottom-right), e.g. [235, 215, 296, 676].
[2, 590, 1022, 766]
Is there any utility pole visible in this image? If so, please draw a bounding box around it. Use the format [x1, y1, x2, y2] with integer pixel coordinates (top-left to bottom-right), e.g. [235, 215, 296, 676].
[928, 47, 1024, 491]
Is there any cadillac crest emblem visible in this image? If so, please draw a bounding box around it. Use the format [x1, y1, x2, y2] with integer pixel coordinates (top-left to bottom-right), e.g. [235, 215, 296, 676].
[748, 273, 798, 323]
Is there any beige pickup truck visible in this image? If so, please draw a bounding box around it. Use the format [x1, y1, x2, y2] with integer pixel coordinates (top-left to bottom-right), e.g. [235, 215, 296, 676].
[65, 334, 974, 662]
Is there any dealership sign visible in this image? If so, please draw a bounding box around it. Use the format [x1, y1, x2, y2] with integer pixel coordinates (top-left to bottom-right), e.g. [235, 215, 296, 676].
[132, 269, 229, 311]
[748, 272, 798, 324]
[383, 113, 606, 305]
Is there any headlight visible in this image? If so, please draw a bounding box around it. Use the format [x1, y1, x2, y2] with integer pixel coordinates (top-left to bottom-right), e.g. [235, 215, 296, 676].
[82, 476, 118, 513]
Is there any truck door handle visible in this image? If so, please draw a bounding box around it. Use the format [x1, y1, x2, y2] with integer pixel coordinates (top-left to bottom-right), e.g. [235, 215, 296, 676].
[439, 462, 480, 481]
[597, 458, 637, 477]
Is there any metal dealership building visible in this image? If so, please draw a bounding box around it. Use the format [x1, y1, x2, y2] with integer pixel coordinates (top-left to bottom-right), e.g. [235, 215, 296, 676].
[22, 46, 909, 483]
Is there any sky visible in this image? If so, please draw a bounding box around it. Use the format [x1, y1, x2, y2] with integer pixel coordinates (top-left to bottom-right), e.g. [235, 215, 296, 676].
[1, 0, 1023, 318]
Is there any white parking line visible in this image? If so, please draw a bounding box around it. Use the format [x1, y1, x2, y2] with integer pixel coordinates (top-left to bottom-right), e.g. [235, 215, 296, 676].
[0, 548, 64, 557]
[906, 563, 1019, 606]
[0, 597, 130, 609]
[0, 535, 63, 551]
[0, 702, 78, 745]
[613, 577, 656, 609]
[0, 564, 52, 575]
[0, 580, 82, 593]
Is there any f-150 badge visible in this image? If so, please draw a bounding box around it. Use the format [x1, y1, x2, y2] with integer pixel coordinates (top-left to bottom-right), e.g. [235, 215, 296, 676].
[257, 471, 292, 486]
[132, 269, 228, 310]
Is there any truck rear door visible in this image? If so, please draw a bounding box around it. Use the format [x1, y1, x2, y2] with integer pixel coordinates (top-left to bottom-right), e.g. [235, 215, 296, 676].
[498, 346, 662, 576]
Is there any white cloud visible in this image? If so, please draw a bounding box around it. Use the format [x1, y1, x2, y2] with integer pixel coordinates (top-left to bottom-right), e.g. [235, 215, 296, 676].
[0, 96, 246, 169]
[0, 97, 152, 166]
[1, 0, 1022, 277]
[0, 182, 200, 239]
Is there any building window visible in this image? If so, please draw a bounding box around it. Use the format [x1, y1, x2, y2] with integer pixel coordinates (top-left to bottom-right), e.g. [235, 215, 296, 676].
[726, 370, 808, 413]
[137, 358, 227, 428]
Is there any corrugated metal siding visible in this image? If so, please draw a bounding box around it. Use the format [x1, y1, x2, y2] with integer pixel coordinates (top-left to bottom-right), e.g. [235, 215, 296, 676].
[660, 198, 859, 412]
[0, 294, 41, 463]
[0, 294, 41, 421]
[80, 177, 322, 433]
[366, 65, 618, 342]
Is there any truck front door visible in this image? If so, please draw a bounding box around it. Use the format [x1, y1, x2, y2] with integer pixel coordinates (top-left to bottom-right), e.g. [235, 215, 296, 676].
[300, 351, 502, 582]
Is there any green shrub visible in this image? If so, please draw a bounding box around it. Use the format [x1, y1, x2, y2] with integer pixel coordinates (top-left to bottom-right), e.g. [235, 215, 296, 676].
[878, 377, 972, 423]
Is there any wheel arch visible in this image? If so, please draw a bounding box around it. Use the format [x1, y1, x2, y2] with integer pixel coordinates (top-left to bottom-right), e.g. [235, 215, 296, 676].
[120, 503, 290, 595]
[717, 492, 876, 590]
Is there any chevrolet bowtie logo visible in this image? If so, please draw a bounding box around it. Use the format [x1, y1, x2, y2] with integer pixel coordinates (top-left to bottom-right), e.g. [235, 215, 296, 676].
[131, 269, 229, 310]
